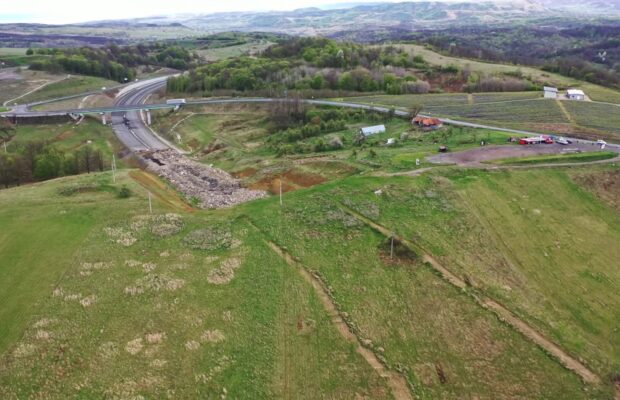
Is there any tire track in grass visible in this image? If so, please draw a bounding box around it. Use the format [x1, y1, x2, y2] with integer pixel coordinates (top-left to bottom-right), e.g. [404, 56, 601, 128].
[556, 99, 576, 125]
[339, 204, 602, 386]
[248, 220, 413, 400]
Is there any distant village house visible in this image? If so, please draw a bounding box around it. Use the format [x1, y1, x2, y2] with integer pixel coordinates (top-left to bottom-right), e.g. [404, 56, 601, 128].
[412, 116, 443, 130]
[543, 86, 558, 99]
[566, 89, 586, 101]
[359, 125, 386, 137]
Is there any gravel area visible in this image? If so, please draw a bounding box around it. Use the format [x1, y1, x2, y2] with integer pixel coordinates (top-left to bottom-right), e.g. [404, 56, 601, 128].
[143, 150, 266, 208]
[428, 143, 617, 166]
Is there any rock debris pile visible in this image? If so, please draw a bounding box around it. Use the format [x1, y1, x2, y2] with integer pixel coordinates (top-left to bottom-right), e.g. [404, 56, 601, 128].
[143, 150, 266, 208]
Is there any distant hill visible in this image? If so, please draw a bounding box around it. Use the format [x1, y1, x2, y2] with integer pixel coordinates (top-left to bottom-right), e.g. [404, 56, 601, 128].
[536, 0, 620, 14]
[0, 1, 619, 46]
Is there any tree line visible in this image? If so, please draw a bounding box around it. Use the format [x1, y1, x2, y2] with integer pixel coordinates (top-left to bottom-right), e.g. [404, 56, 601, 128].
[28, 43, 197, 82]
[0, 125, 108, 188]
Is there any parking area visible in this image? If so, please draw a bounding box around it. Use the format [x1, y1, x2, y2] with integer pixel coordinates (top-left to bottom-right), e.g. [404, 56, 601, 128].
[428, 142, 619, 166]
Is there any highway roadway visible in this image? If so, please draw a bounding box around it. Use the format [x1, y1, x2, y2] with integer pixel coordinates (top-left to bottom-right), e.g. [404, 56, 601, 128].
[110, 77, 176, 152]
[2, 76, 618, 152]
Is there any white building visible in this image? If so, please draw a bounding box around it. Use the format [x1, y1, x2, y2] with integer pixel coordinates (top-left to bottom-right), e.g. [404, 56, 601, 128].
[360, 125, 386, 137]
[544, 86, 558, 99]
[566, 89, 586, 101]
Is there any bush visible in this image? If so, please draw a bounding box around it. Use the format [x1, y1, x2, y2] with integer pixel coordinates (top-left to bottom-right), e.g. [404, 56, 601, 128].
[117, 185, 132, 198]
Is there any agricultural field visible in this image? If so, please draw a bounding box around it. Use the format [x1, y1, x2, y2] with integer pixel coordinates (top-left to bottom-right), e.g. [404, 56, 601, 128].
[343, 92, 542, 109]
[16, 75, 117, 105]
[196, 40, 275, 62]
[0, 48, 28, 56]
[31, 92, 115, 112]
[0, 162, 618, 398]
[0, 69, 62, 105]
[562, 101, 620, 134]
[341, 95, 620, 141]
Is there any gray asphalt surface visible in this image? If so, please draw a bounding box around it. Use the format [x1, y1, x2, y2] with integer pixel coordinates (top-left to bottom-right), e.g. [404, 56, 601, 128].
[110, 77, 172, 151]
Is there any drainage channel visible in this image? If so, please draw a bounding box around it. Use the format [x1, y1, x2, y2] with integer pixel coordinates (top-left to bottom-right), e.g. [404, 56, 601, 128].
[339, 204, 601, 386]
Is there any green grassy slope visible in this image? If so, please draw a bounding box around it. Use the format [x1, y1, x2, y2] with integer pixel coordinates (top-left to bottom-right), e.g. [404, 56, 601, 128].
[243, 172, 612, 399]
[0, 171, 390, 399]
[17, 75, 117, 104]
[0, 164, 617, 398]
[6, 118, 119, 159]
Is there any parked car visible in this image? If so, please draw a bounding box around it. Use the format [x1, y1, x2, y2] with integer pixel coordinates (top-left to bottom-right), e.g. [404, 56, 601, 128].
[556, 137, 571, 145]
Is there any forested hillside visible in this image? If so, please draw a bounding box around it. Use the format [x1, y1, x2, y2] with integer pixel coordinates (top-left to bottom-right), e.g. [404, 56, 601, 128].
[167, 37, 537, 96]
[26, 43, 197, 82]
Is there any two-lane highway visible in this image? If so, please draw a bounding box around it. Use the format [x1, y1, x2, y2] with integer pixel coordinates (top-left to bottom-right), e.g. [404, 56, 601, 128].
[111, 77, 177, 152]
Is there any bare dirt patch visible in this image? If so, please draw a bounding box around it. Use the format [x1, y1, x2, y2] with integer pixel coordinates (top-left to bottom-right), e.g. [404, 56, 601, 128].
[125, 338, 144, 355]
[207, 257, 242, 285]
[33, 318, 56, 329]
[125, 260, 142, 268]
[150, 359, 167, 369]
[145, 332, 166, 344]
[250, 169, 327, 194]
[129, 274, 185, 294]
[234, 167, 258, 178]
[35, 330, 51, 341]
[185, 340, 200, 351]
[13, 343, 36, 358]
[200, 330, 226, 344]
[80, 261, 113, 276]
[131, 213, 184, 237]
[184, 226, 232, 250]
[80, 294, 97, 308]
[104, 226, 137, 247]
[429, 143, 615, 166]
[99, 342, 119, 359]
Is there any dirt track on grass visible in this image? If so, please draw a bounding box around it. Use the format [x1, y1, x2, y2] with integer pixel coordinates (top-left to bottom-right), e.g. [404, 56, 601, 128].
[428, 143, 619, 167]
[340, 205, 601, 385]
[263, 239, 413, 400]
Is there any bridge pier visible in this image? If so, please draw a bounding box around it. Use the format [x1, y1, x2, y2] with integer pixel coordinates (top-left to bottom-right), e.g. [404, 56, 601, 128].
[101, 113, 107, 125]
[145, 110, 152, 126]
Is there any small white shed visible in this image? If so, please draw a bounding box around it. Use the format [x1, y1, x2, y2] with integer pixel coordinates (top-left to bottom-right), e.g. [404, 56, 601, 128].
[360, 125, 386, 137]
[567, 89, 586, 101]
[543, 86, 558, 99]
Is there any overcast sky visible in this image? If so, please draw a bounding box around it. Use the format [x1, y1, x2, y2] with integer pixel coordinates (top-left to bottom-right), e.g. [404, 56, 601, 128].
[0, 0, 409, 24]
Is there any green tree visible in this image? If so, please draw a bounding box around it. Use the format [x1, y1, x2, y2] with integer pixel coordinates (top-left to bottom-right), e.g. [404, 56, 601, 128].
[339, 72, 356, 91]
[34, 148, 64, 180]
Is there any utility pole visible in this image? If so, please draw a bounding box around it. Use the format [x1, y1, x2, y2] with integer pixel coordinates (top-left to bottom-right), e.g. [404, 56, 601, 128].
[111, 154, 116, 183]
[148, 191, 152, 214]
[3, 140, 6, 153]
[390, 235, 394, 260]
[279, 177, 283, 207]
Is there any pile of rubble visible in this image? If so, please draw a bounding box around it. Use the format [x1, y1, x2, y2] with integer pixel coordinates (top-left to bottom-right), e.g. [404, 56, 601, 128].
[143, 150, 266, 208]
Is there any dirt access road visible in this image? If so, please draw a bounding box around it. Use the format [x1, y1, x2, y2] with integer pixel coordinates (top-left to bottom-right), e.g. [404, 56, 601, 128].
[428, 143, 620, 166]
